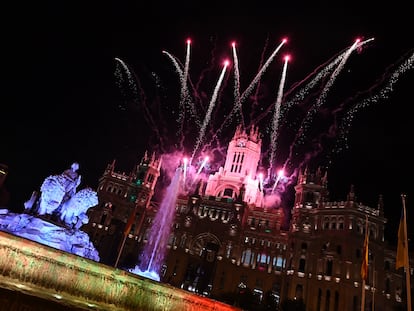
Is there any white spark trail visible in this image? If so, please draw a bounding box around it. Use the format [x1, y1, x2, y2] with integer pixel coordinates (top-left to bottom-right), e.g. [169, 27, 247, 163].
[269, 57, 289, 174]
[114, 57, 138, 98]
[336, 51, 414, 151]
[232, 43, 244, 127]
[162, 51, 184, 79]
[191, 62, 229, 163]
[183, 40, 198, 121]
[239, 40, 286, 104]
[162, 51, 185, 126]
[280, 38, 375, 118]
[296, 38, 374, 145]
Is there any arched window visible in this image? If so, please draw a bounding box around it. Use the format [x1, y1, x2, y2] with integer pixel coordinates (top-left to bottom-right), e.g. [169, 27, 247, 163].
[324, 217, 330, 229]
[330, 217, 337, 229]
[295, 284, 303, 299]
[338, 217, 344, 229]
[305, 192, 314, 203]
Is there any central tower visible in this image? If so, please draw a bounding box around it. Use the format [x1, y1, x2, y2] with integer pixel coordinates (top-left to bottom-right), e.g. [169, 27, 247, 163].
[205, 124, 263, 206]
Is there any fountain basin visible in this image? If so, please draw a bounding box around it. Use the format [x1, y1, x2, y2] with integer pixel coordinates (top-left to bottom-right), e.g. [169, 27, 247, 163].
[0, 231, 240, 311]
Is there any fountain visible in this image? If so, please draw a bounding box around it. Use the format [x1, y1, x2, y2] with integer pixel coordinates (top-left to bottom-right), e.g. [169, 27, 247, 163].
[0, 163, 99, 261]
[0, 163, 240, 310]
[129, 167, 182, 281]
[0, 230, 240, 310]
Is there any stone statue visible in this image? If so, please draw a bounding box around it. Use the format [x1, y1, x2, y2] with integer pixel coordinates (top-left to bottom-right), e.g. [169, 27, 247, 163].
[1, 162, 100, 261]
[62, 162, 82, 199]
[59, 187, 98, 230]
[26, 162, 97, 229]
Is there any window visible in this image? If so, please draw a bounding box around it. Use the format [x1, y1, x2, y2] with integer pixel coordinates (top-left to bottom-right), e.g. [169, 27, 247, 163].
[180, 235, 187, 248]
[242, 249, 252, 266]
[317, 289, 322, 311]
[338, 217, 344, 229]
[326, 259, 333, 276]
[274, 256, 284, 271]
[334, 291, 339, 311]
[223, 188, 233, 197]
[226, 243, 232, 258]
[301, 242, 307, 251]
[353, 296, 358, 311]
[324, 217, 330, 229]
[325, 290, 330, 311]
[331, 217, 337, 229]
[295, 284, 303, 299]
[305, 192, 314, 203]
[385, 278, 391, 294]
[101, 213, 107, 225]
[219, 272, 225, 290]
[299, 258, 306, 273]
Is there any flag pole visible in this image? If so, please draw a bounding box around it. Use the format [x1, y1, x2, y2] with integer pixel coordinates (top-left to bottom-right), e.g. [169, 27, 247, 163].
[361, 215, 369, 310]
[115, 205, 137, 268]
[115, 230, 128, 268]
[401, 194, 411, 311]
[372, 259, 375, 311]
[361, 279, 366, 310]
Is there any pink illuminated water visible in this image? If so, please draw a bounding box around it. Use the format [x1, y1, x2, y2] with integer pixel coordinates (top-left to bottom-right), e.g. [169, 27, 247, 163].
[130, 168, 182, 281]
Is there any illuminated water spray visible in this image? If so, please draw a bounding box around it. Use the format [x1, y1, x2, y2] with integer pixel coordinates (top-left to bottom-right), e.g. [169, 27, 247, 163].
[197, 156, 209, 175]
[272, 169, 285, 193]
[130, 168, 182, 281]
[183, 157, 188, 189]
[258, 173, 264, 196]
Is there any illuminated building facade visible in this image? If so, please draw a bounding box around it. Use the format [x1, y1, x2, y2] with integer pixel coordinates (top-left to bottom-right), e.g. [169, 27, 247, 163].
[84, 152, 161, 266]
[83, 126, 410, 311]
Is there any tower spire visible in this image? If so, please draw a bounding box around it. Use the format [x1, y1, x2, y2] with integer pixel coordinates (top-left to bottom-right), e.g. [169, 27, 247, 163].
[347, 184, 356, 201]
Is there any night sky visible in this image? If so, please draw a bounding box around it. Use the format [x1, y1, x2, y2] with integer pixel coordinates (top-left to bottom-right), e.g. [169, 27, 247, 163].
[3, 2, 413, 246]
